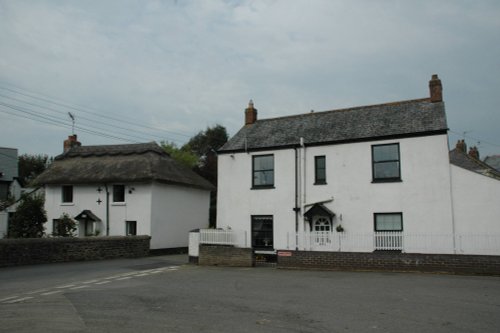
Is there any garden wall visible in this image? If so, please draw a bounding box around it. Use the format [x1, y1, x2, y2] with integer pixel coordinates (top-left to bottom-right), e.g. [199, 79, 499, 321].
[0, 236, 151, 267]
[277, 250, 500, 275]
[199, 245, 253, 267]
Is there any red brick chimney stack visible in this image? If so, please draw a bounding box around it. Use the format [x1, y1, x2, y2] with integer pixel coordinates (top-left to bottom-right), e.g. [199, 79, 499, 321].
[429, 74, 443, 103]
[456, 140, 467, 153]
[63, 134, 81, 152]
[468, 146, 480, 160]
[245, 100, 257, 125]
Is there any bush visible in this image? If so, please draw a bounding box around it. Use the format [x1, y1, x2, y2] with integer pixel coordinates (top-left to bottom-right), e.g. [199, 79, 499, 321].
[52, 213, 77, 237]
[8, 193, 47, 238]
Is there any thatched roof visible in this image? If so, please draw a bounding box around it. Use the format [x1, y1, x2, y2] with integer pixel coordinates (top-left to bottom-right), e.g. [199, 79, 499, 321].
[33, 142, 214, 190]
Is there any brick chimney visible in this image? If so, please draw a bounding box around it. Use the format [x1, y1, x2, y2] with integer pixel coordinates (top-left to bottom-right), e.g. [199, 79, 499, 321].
[63, 134, 81, 152]
[429, 74, 443, 103]
[468, 146, 480, 160]
[455, 140, 467, 153]
[245, 100, 257, 125]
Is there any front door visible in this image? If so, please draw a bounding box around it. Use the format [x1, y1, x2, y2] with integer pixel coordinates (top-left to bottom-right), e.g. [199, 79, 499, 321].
[313, 216, 331, 246]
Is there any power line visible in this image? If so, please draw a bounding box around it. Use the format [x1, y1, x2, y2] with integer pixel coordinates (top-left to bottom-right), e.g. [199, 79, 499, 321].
[0, 105, 138, 143]
[0, 92, 183, 143]
[0, 84, 194, 139]
[449, 129, 500, 148]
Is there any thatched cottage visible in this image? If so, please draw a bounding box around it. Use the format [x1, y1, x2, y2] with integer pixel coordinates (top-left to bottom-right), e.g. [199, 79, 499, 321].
[35, 138, 213, 250]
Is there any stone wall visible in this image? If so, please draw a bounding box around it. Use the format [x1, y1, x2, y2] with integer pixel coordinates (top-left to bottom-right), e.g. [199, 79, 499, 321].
[0, 236, 151, 267]
[199, 245, 253, 267]
[277, 250, 500, 275]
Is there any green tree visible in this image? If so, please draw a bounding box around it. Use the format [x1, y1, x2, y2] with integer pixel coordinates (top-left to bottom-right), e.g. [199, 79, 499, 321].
[160, 141, 198, 169]
[18, 154, 53, 186]
[8, 193, 47, 238]
[52, 213, 77, 237]
[182, 124, 228, 184]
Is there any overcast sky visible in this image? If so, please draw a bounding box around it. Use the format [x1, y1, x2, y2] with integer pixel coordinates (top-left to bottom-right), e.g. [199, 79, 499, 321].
[1, 0, 499, 158]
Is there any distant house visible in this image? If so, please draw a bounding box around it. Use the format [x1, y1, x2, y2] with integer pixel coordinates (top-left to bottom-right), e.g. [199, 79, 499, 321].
[34, 137, 214, 250]
[215, 75, 500, 255]
[0, 147, 22, 237]
[484, 155, 500, 172]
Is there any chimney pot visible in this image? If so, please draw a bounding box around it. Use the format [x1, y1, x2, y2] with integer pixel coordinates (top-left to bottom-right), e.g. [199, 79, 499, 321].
[468, 146, 480, 160]
[429, 74, 443, 103]
[245, 100, 257, 125]
[63, 134, 81, 152]
[456, 140, 467, 153]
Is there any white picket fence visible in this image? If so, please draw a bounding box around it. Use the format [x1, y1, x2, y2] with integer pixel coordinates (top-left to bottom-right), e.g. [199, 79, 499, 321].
[294, 231, 500, 255]
[197, 229, 500, 255]
[199, 229, 247, 247]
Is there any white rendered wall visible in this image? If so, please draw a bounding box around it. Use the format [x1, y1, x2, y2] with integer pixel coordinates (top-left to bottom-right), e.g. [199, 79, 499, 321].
[217, 134, 455, 253]
[150, 183, 210, 249]
[451, 165, 500, 234]
[44, 183, 152, 237]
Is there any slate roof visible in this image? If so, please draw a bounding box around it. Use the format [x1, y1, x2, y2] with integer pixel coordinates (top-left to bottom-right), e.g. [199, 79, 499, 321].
[449, 149, 500, 180]
[219, 98, 447, 153]
[33, 142, 214, 190]
[484, 155, 500, 172]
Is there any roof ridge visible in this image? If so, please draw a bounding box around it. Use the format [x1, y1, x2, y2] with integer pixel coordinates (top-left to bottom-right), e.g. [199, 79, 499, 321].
[255, 97, 431, 123]
[450, 148, 500, 179]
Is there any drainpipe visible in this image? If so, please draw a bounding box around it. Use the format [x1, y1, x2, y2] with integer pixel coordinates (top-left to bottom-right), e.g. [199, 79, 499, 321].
[300, 137, 306, 249]
[104, 184, 110, 236]
[294, 147, 299, 250]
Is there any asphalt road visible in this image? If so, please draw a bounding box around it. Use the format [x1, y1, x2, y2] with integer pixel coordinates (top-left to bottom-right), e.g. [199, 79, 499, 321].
[1, 255, 500, 332]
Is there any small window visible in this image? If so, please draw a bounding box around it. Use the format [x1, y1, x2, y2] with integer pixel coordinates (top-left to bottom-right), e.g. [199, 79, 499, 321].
[126, 221, 137, 236]
[314, 156, 326, 184]
[374, 213, 403, 231]
[372, 143, 401, 182]
[62, 185, 73, 203]
[251, 215, 273, 249]
[52, 219, 60, 234]
[252, 155, 274, 188]
[113, 185, 125, 202]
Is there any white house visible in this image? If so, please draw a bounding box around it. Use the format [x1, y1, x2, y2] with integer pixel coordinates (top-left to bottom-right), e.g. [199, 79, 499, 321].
[216, 75, 500, 255]
[34, 138, 214, 250]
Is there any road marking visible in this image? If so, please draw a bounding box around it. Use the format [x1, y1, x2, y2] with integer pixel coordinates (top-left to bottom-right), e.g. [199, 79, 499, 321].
[25, 288, 50, 295]
[56, 284, 76, 289]
[70, 285, 89, 290]
[4, 297, 34, 304]
[134, 273, 149, 277]
[41, 290, 63, 296]
[95, 280, 111, 285]
[82, 279, 99, 284]
[116, 277, 132, 281]
[0, 296, 19, 302]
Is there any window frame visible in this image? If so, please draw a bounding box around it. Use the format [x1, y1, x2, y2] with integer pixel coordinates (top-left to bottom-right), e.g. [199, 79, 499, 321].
[251, 215, 274, 249]
[126, 220, 137, 236]
[374, 213, 403, 232]
[113, 184, 125, 203]
[252, 154, 275, 189]
[314, 155, 327, 185]
[371, 143, 401, 182]
[61, 185, 73, 203]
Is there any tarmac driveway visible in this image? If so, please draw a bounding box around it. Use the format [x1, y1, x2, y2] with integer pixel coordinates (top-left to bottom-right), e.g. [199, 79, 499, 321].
[1, 255, 499, 332]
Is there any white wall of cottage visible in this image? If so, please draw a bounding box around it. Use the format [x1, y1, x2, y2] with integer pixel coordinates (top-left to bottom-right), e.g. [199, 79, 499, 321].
[150, 183, 210, 249]
[217, 134, 457, 252]
[44, 182, 210, 249]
